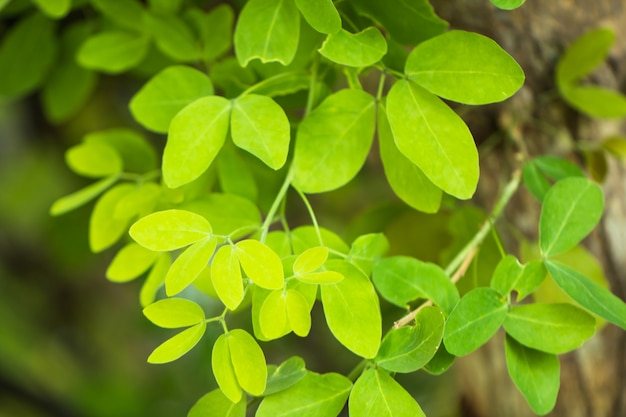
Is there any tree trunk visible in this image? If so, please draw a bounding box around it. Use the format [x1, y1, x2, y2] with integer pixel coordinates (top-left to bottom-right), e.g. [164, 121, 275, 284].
[434, 1, 626, 416]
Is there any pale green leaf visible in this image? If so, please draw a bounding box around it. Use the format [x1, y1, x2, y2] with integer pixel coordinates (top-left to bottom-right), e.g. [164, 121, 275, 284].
[318, 27, 386, 67]
[236, 239, 284, 290]
[296, 271, 344, 285]
[50, 174, 119, 216]
[443, 287, 508, 356]
[544, 261, 626, 330]
[77, 31, 149, 74]
[256, 371, 351, 417]
[244, 71, 310, 97]
[293, 246, 328, 275]
[321, 260, 381, 358]
[348, 233, 389, 277]
[130, 209, 212, 251]
[406, 30, 524, 104]
[556, 28, 615, 87]
[386, 79, 478, 199]
[290, 226, 349, 254]
[217, 145, 259, 202]
[264, 356, 307, 396]
[140, 253, 170, 307]
[89, 184, 136, 252]
[188, 389, 246, 417]
[539, 177, 604, 258]
[165, 238, 217, 296]
[560, 85, 626, 119]
[32, 0, 70, 18]
[292, 89, 376, 193]
[504, 303, 595, 354]
[211, 245, 244, 310]
[113, 182, 161, 220]
[143, 298, 205, 328]
[231, 94, 290, 170]
[286, 289, 311, 336]
[129, 65, 214, 133]
[147, 322, 206, 364]
[212, 334, 243, 402]
[66, 140, 123, 178]
[234, 0, 300, 66]
[505, 335, 559, 415]
[375, 306, 444, 373]
[259, 290, 289, 340]
[181, 193, 261, 236]
[186, 5, 234, 62]
[106, 243, 158, 283]
[349, 369, 425, 417]
[490, 255, 524, 297]
[83, 128, 157, 174]
[378, 103, 442, 213]
[90, 0, 145, 31]
[490, 0, 526, 10]
[294, 0, 340, 34]
[228, 329, 267, 396]
[143, 12, 200, 62]
[163, 96, 231, 188]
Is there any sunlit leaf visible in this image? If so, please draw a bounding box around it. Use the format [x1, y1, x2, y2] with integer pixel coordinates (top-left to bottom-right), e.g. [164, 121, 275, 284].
[140, 253, 170, 307]
[259, 290, 289, 340]
[318, 27, 386, 67]
[147, 322, 206, 364]
[66, 140, 123, 178]
[186, 5, 234, 62]
[490, 0, 526, 10]
[236, 239, 284, 290]
[107, 243, 158, 283]
[264, 356, 307, 396]
[83, 128, 157, 174]
[286, 289, 312, 336]
[560, 85, 626, 119]
[50, 174, 119, 216]
[130, 209, 212, 252]
[165, 238, 217, 296]
[294, 0, 340, 34]
[188, 389, 246, 417]
[348, 233, 389, 277]
[293, 246, 328, 275]
[143, 298, 205, 329]
[211, 245, 244, 310]
[90, 184, 136, 252]
[212, 334, 243, 402]
[602, 136, 626, 159]
[228, 329, 267, 396]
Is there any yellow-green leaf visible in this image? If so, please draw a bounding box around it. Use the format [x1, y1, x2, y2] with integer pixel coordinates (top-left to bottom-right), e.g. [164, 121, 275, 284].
[130, 209, 212, 252]
[235, 239, 284, 290]
[147, 322, 206, 364]
[165, 238, 217, 296]
[211, 245, 244, 310]
[106, 242, 158, 283]
[143, 298, 205, 328]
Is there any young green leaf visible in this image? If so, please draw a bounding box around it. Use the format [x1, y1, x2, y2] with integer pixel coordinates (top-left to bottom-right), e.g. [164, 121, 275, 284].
[264, 356, 307, 396]
[186, 5, 234, 62]
[296, 271, 344, 285]
[504, 303, 595, 354]
[556, 28, 615, 87]
[349, 368, 426, 417]
[533, 156, 585, 181]
[90, 184, 136, 252]
[212, 334, 243, 403]
[114, 182, 160, 220]
[505, 335, 559, 415]
[77, 31, 149, 74]
[378, 103, 442, 213]
[143, 298, 205, 328]
[259, 290, 289, 340]
[294, 0, 340, 34]
[231, 94, 290, 170]
[163, 96, 231, 188]
[490, 0, 526, 10]
[292, 89, 376, 193]
[406, 30, 524, 104]
[291, 226, 350, 254]
[516, 261, 547, 301]
[286, 289, 312, 337]
[234, 0, 300, 66]
[559, 85, 626, 119]
[227, 329, 267, 396]
[235, 239, 284, 290]
[293, 246, 328, 275]
[188, 388, 246, 417]
[181, 193, 261, 236]
[318, 27, 387, 67]
[50, 174, 119, 216]
[129, 65, 214, 134]
[165, 238, 217, 296]
[32, 0, 71, 18]
[140, 253, 170, 307]
[375, 306, 445, 373]
[348, 233, 389, 277]
[539, 177, 604, 258]
[211, 245, 245, 311]
[443, 287, 509, 356]
[106, 243, 158, 283]
[143, 13, 200, 62]
[544, 261, 626, 330]
[66, 140, 123, 178]
[130, 209, 212, 252]
[83, 128, 157, 174]
[147, 322, 206, 364]
[321, 260, 381, 358]
[256, 371, 351, 417]
[386, 79, 478, 199]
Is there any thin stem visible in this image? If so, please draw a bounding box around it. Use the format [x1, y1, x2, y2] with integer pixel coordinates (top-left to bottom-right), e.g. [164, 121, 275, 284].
[304, 56, 319, 117]
[295, 187, 324, 246]
[376, 70, 387, 102]
[346, 359, 368, 382]
[260, 168, 294, 243]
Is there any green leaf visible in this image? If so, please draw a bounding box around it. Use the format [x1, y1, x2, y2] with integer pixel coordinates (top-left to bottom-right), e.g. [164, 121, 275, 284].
[556, 28, 615, 87]
[544, 261, 626, 330]
[244, 71, 310, 98]
[296, 271, 344, 285]
[211, 245, 244, 310]
[350, 0, 447, 45]
[294, 0, 340, 34]
[181, 193, 261, 236]
[231, 94, 290, 170]
[378, 103, 442, 213]
[522, 161, 552, 202]
[106, 243, 158, 283]
[264, 356, 307, 396]
[50, 174, 119, 216]
[602, 136, 626, 159]
[186, 5, 234, 62]
[83, 128, 157, 174]
[443, 287, 509, 356]
[234, 0, 300, 66]
[188, 389, 246, 417]
[165, 238, 217, 296]
[129, 65, 214, 133]
[148, 0, 182, 14]
[90, 0, 145, 31]
[66, 140, 123, 178]
[89, 184, 135, 252]
[259, 289, 289, 340]
[348, 233, 389, 277]
[372, 256, 459, 314]
[286, 289, 312, 336]
[256, 371, 351, 417]
[77, 30, 149, 74]
[349, 369, 426, 417]
[130, 209, 212, 252]
[560, 85, 626, 119]
[490, 0, 526, 10]
[292, 89, 376, 193]
[140, 253, 170, 307]
[163, 96, 231, 188]
[143, 298, 205, 328]
[32, 0, 70, 18]
[147, 322, 206, 364]
[375, 306, 444, 373]
[406, 30, 524, 104]
[0, 12, 57, 98]
[539, 177, 604, 258]
[236, 239, 284, 290]
[386, 79, 478, 199]
[212, 334, 243, 402]
[505, 335, 559, 415]
[228, 329, 267, 396]
[534, 156, 585, 181]
[143, 12, 200, 62]
[114, 182, 160, 220]
[321, 260, 381, 358]
[423, 344, 455, 375]
[505, 303, 596, 354]
[318, 27, 386, 67]
[293, 246, 328, 275]
[217, 146, 258, 202]
[291, 226, 349, 254]
[490, 255, 524, 297]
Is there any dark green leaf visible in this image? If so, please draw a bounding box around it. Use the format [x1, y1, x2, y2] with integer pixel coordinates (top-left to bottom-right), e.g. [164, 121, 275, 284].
[534, 156, 585, 181]
[83, 128, 157, 173]
[90, 0, 145, 31]
[423, 344, 455, 375]
[140, 253, 170, 307]
[186, 5, 234, 62]
[217, 146, 259, 202]
[143, 12, 200, 62]
[32, 0, 70, 18]
[77, 30, 149, 74]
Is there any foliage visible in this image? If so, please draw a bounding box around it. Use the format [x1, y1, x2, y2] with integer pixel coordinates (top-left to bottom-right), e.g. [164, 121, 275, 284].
[1, 0, 625, 416]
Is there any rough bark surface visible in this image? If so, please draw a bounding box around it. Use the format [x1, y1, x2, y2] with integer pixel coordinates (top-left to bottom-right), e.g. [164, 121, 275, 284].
[434, 1, 626, 416]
